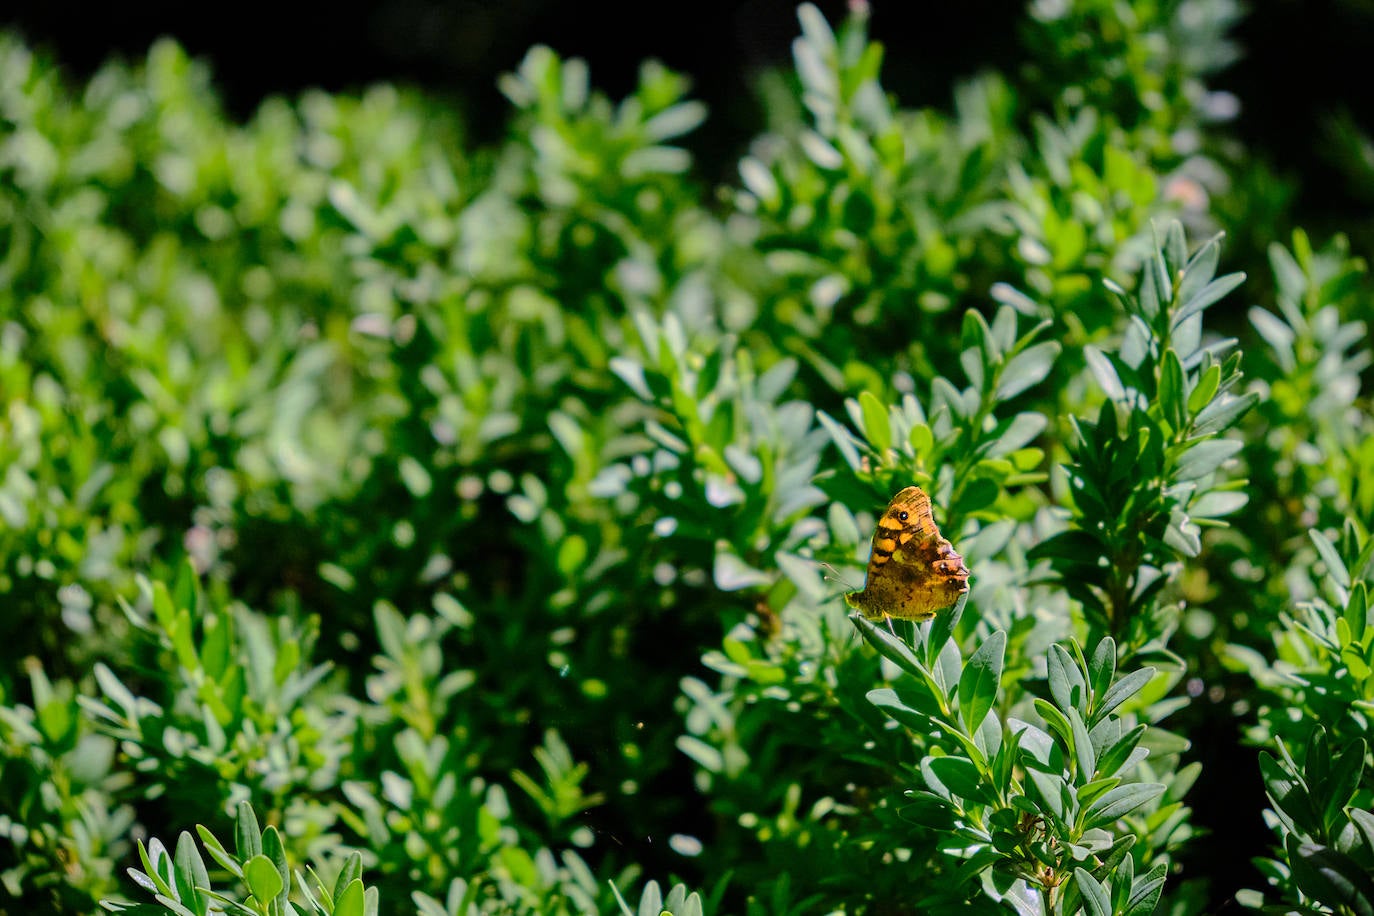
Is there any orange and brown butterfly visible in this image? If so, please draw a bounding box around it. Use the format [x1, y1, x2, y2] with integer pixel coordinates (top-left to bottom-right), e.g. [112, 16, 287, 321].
[844, 486, 971, 622]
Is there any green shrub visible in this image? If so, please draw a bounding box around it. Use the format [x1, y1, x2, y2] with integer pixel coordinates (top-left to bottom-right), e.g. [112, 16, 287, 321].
[1, 0, 1372, 913]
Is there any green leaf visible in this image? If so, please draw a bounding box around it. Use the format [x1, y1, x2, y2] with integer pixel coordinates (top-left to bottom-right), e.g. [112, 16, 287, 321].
[1140, 246, 1164, 319]
[171, 607, 199, 671]
[641, 101, 707, 142]
[1096, 725, 1149, 780]
[234, 802, 262, 862]
[373, 603, 406, 662]
[1187, 361, 1222, 414]
[1095, 668, 1156, 722]
[1070, 708, 1097, 783]
[135, 839, 176, 899]
[1076, 776, 1123, 809]
[1165, 221, 1189, 277]
[1083, 783, 1166, 829]
[713, 550, 771, 591]
[989, 412, 1048, 457]
[296, 868, 325, 914]
[1175, 233, 1221, 305]
[609, 880, 636, 916]
[1288, 840, 1374, 916]
[952, 477, 999, 516]
[1345, 583, 1370, 640]
[868, 688, 936, 734]
[990, 284, 1042, 315]
[1322, 740, 1367, 836]
[676, 736, 724, 773]
[1074, 867, 1112, 916]
[1311, 529, 1352, 589]
[739, 157, 780, 206]
[1190, 489, 1248, 518]
[244, 855, 284, 904]
[1026, 767, 1068, 821]
[1192, 390, 1258, 436]
[1033, 697, 1073, 750]
[1084, 347, 1126, 401]
[1124, 862, 1169, 916]
[958, 630, 1006, 734]
[1164, 511, 1202, 557]
[1157, 349, 1185, 433]
[1011, 718, 1058, 770]
[334, 879, 366, 916]
[899, 793, 957, 830]
[172, 559, 200, 623]
[909, 421, 934, 457]
[1088, 638, 1116, 702]
[818, 410, 863, 469]
[997, 341, 1060, 400]
[1174, 439, 1242, 481]
[262, 827, 289, 914]
[960, 310, 992, 393]
[924, 755, 989, 805]
[924, 591, 965, 666]
[333, 853, 363, 903]
[1350, 810, 1374, 861]
[854, 614, 927, 680]
[398, 456, 433, 498]
[1307, 729, 1333, 795]
[1047, 645, 1085, 716]
[1172, 272, 1246, 328]
[173, 833, 209, 916]
[1249, 307, 1296, 369]
[557, 534, 589, 578]
[194, 825, 240, 877]
[858, 391, 891, 453]
[151, 895, 201, 916]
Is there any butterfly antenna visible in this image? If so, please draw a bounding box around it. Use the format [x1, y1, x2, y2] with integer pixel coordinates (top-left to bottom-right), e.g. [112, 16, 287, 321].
[816, 562, 876, 651]
[817, 561, 859, 594]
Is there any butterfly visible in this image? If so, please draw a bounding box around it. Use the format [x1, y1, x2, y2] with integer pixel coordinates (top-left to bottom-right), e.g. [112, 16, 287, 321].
[844, 486, 971, 622]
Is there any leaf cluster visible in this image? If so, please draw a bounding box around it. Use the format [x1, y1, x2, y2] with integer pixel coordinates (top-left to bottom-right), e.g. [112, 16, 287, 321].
[0, 2, 1372, 915]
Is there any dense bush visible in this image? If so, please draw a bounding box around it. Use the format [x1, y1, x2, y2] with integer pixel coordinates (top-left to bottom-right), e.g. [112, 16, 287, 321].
[2, 1, 1373, 913]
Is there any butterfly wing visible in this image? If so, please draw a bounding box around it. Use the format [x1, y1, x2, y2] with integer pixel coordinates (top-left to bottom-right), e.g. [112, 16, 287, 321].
[845, 486, 970, 621]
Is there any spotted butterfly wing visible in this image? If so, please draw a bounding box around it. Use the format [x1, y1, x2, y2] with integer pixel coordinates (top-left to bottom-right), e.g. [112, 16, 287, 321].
[844, 486, 970, 621]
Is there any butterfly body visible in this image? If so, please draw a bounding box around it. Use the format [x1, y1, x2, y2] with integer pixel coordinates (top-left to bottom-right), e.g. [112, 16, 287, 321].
[845, 486, 970, 621]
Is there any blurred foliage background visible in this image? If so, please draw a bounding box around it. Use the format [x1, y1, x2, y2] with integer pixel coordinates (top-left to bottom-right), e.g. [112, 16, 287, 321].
[2, 1, 1374, 914]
